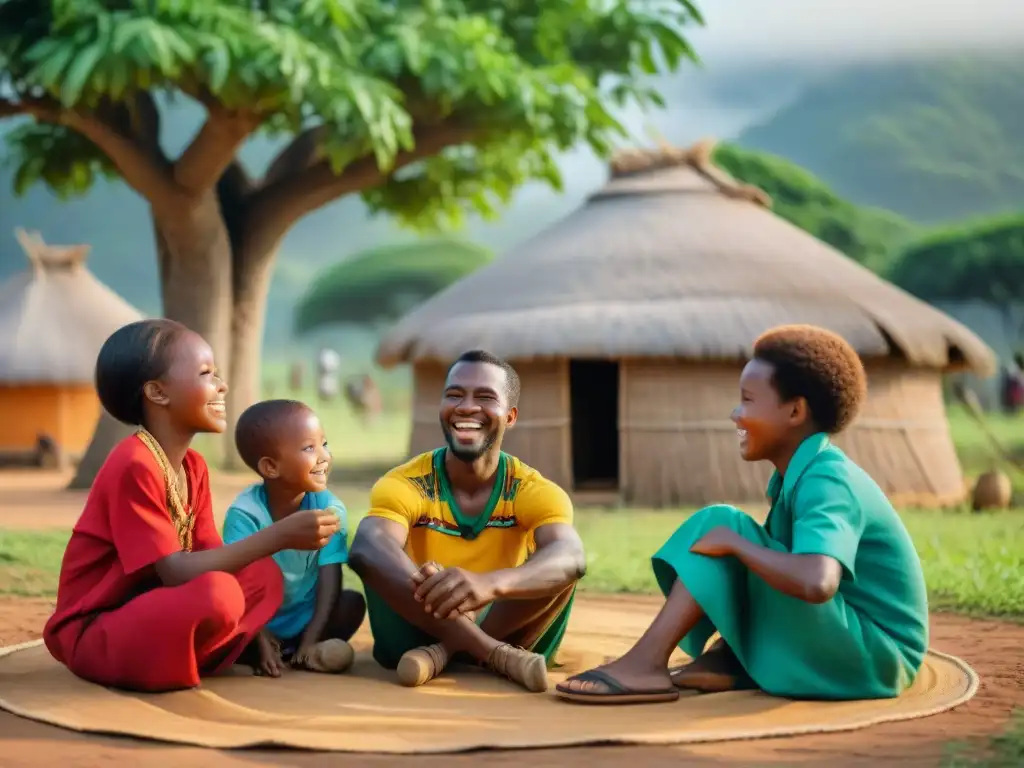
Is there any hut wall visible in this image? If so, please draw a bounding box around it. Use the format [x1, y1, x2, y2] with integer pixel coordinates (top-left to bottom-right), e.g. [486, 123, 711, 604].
[407, 361, 571, 488]
[620, 360, 966, 508]
[0, 384, 100, 457]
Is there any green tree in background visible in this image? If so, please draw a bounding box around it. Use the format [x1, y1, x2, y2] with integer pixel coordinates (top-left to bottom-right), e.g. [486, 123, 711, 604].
[713, 143, 918, 272]
[0, 0, 703, 479]
[888, 213, 1024, 346]
[295, 237, 493, 333]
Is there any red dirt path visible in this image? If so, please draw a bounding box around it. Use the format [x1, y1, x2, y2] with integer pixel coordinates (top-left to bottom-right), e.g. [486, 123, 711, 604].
[1, 597, 1021, 768]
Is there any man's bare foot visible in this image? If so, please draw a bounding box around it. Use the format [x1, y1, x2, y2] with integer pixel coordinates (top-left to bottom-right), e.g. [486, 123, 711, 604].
[669, 641, 753, 692]
[555, 654, 679, 704]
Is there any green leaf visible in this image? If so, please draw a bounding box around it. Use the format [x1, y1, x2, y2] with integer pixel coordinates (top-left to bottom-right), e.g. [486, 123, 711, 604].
[61, 42, 107, 106]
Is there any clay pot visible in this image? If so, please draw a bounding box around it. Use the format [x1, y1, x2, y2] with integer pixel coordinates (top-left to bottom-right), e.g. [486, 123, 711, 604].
[971, 470, 1012, 512]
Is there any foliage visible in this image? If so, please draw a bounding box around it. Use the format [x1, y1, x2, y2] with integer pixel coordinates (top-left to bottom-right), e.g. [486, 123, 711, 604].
[0, 0, 706, 230]
[944, 709, 1024, 767]
[738, 53, 1024, 223]
[293, 237, 493, 332]
[887, 213, 1024, 306]
[713, 143, 918, 271]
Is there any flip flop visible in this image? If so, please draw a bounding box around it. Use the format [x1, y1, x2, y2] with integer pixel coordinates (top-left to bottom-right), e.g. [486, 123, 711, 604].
[555, 669, 681, 705]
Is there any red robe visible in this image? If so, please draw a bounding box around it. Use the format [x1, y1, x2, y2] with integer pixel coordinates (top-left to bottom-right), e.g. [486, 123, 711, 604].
[43, 436, 283, 691]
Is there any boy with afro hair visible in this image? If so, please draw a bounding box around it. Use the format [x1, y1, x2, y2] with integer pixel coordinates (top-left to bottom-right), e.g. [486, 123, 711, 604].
[557, 324, 929, 705]
[224, 399, 366, 677]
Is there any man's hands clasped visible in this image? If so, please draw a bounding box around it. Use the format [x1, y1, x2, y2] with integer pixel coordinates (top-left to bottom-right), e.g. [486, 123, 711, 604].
[410, 561, 500, 620]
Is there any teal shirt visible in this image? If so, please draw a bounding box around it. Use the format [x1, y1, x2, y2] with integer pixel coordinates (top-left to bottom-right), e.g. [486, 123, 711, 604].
[765, 433, 930, 676]
[222, 484, 348, 639]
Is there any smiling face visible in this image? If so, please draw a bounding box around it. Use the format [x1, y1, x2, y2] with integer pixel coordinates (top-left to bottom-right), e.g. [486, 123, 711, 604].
[145, 330, 228, 434]
[439, 361, 518, 462]
[731, 358, 807, 463]
[258, 408, 332, 492]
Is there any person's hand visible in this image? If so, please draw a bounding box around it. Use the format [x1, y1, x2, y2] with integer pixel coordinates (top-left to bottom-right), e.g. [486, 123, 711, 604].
[410, 561, 443, 589]
[291, 642, 317, 670]
[689, 526, 743, 558]
[256, 633, 284, 678]
[274, 509, 339, 551]
[414, 566, 500, 619]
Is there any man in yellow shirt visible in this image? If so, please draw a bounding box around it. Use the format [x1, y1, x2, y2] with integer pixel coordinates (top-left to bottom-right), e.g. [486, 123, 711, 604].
[349, 350, 587, 693]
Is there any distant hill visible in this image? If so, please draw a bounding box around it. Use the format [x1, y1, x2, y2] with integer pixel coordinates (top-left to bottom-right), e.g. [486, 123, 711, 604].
[712, 144, 917, 272]
[737, 53, 1024, 224]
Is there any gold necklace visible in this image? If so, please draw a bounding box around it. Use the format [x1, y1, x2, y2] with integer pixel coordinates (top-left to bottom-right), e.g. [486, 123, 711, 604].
[135, 428, 195, 551]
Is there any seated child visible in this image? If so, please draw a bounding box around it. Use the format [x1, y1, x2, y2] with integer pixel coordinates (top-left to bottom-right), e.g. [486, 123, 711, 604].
[224, 399, 366, 676]
[43, 319, 341, 692]
[556, 324, 930, 704]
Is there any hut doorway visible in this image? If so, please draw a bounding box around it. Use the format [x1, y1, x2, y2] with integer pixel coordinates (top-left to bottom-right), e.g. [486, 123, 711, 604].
[569, 359, 620, 490]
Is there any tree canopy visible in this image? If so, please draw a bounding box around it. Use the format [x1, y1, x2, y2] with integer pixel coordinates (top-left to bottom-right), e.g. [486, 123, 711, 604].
[294, 237, 493, 332]
[712, 143, 918, 272]
[887, 213, 1024, 306]
[0, 0, 704, 230]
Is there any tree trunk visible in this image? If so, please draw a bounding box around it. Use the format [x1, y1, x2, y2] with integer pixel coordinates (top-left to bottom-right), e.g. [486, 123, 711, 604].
[222, 236, 281, 471]
[66, 192, 235, 489]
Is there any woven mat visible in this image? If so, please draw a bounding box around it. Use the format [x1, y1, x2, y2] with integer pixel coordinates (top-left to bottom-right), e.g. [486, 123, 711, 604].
[0, 599, 977, 754]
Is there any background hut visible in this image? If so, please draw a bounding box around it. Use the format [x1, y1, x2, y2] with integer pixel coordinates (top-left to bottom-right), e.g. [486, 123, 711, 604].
[0, 229, 143, 465]
[376, 142, 996, 508]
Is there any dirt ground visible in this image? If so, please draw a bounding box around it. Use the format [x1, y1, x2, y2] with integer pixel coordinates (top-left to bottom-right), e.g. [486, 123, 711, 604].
[1, 470, 1022, 766]
[1, 597, 1021, 768]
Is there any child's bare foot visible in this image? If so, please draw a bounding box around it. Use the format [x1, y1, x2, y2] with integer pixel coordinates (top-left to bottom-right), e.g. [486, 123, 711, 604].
[669, 640, 753, 692]
[300, 639, 355, 674]
[555, 654, 679, 704]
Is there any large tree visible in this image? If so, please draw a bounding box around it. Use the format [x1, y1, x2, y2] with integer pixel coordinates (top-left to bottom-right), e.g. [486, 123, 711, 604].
[0, 0, 702, 480]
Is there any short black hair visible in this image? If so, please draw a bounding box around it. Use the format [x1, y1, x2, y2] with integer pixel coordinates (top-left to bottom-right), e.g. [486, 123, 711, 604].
[235, 399, 313, 474]
[446, 350, 521, 408]
[95, 319, 191, 426]
[752, 324, 867, 434]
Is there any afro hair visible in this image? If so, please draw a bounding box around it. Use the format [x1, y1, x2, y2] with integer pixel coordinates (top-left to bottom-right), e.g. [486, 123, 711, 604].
[234, 399, 313, 474]
[752, 324, 867, 434]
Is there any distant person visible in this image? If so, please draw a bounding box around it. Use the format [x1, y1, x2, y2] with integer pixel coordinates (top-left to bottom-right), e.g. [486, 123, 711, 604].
[348, 350, 586, 693]
[556, 325, 928, 705]
[345, 373, 383, 424]
[42, 320, 339, 692]
[224, 399, 366, 677]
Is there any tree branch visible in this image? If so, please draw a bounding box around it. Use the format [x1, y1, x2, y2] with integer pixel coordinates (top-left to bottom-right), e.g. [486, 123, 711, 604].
[174, 108, 259, 195]
[0, 93, 183, 211]
[262, 125, 327, 186]
[248, 121, 476, 240]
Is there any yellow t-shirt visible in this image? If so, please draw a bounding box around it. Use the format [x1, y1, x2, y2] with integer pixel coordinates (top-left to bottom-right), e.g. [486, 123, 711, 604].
[367, 449, 574, 573]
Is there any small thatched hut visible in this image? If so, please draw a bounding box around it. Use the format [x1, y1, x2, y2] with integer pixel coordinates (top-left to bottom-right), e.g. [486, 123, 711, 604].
[0, 229, 143, 463]
[376, 142, 996, 508]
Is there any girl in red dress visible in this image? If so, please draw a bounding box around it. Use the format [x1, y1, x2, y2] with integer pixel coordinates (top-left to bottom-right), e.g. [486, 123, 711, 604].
[43, 319, 341, 692]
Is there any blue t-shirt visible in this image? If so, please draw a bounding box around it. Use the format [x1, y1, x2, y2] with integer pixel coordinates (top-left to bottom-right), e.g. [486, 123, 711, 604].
[222, 484, 348, 639]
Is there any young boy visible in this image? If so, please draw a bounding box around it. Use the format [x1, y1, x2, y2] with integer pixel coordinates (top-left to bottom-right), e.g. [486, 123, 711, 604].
[224, 399, 366, 676]
[555, 324, 930, 705]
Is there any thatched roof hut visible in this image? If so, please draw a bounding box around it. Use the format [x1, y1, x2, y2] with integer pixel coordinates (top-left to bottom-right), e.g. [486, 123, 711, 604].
[377, 142, 997, 507]
[0, 229, 144, 462]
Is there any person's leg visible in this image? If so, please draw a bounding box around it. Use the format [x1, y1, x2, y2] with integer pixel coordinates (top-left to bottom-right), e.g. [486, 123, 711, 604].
[555, 578, 700, 702]
[668, 636, 755, 692]
[479, 583, 576, 664]
[69, 562, 282, 692]
[320, 589, 367, 642]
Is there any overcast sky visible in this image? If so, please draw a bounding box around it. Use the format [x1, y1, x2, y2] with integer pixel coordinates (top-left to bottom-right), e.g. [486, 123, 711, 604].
[692, 1, 1023, 64]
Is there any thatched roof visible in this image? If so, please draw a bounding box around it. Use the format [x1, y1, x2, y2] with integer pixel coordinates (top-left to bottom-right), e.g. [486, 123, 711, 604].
[0, 229, 145, 384]
[376, 141, 996, 376]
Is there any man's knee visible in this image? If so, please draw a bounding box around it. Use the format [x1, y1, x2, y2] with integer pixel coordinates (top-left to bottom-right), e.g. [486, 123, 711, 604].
[686, 504, 756, 535]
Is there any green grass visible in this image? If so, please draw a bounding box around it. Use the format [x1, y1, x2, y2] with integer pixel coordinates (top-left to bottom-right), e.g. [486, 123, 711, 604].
[944, 709, 1024, 767]
[4, 503, 1023, 619]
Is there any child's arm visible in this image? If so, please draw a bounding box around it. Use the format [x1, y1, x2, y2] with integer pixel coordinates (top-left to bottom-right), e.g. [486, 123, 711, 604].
[696, 531, 842, 604]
